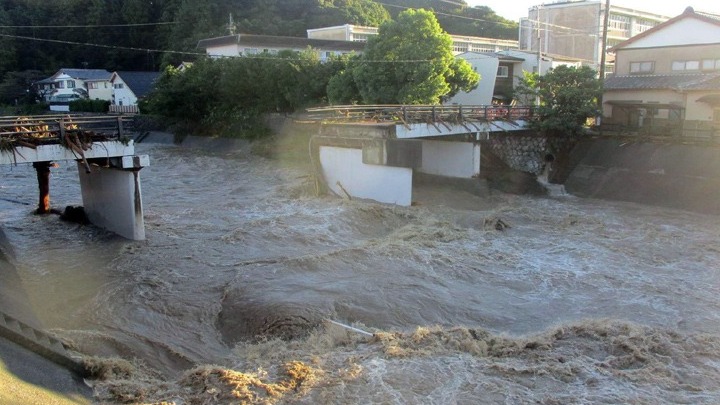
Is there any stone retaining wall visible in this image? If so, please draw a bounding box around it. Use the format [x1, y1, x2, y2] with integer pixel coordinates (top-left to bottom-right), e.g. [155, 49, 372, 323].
[486, 132, 577, 176]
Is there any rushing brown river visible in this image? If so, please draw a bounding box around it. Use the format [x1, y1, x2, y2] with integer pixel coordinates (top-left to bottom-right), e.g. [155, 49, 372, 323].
[2, 136, 720, 403]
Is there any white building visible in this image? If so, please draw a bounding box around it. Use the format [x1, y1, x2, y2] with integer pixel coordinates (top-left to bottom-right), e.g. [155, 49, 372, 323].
[110, 71, 160, 112]
[197, 34, 365, 60]
[519, 0, 670, 73]
[307, 24, 519, 55]
[34, 68, 112, 109]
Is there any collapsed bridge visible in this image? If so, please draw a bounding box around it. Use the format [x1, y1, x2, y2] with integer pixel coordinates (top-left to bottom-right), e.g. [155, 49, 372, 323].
[0, 115, 148, 240]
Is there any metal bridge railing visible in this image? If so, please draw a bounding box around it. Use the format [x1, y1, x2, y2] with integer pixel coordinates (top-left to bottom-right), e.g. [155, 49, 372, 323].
[0, 115, 133, 145]
[305, 104, 534, 125]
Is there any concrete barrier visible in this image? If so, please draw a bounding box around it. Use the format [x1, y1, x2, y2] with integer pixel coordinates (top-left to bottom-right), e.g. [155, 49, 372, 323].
[565, 138, 720, 214]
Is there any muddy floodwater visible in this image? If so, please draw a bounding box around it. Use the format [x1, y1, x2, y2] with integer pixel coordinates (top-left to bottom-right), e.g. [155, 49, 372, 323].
[1, 138, 720, 404]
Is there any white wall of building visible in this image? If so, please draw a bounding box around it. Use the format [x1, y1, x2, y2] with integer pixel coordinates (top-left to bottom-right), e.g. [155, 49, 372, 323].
[111, 77, 137, 106]
[446, 52, 498, 106]
[419, 141, 481, 178]
[87, 81, 112, 101]
[207, 44, 241, 58]
[624, 19, 720, 48]
[320, 146, 413, 206]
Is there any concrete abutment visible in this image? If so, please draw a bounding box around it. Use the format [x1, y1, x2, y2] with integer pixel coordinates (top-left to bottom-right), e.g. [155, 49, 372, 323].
[78, 156, 148, 240]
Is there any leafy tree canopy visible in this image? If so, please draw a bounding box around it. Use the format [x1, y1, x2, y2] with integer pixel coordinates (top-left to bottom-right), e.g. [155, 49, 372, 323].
[0, 0, 516, 79]
[517, 65, 603, 136]
[351, 9, 479, 104]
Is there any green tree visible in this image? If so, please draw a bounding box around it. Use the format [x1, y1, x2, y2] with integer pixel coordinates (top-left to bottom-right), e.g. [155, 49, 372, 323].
[351, 8, 478, 104]
[517, 65, 602, 136]
[380, 0, 518, 39]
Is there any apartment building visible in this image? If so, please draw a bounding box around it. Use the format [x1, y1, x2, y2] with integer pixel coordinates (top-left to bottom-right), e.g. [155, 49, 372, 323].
[519, 0, 669, 73]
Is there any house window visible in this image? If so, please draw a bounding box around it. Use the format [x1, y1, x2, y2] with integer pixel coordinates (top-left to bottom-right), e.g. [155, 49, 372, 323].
[453, 42, 468, 53]
[67, 80, 75, 88]
[56, 81, 65, 89]
[608, 14, 630, 34]
[114, 83, 124, 89]
[630, 61, 654, 73]
[702, 59, 720, 70]
[88, 82, 97, 89]
[497, 66, 509, 78]
[673, 60, 700, 71]
[244, 48, 258, 55]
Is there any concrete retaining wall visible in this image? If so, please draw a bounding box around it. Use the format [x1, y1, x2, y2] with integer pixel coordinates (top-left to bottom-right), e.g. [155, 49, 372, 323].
[564, 138, 720, 214]
[419, 140, 480, 178]
[319, 146, 413, 206]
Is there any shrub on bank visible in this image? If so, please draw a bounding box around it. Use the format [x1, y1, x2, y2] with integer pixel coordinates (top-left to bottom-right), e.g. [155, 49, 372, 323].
[69, 99, 110, 113]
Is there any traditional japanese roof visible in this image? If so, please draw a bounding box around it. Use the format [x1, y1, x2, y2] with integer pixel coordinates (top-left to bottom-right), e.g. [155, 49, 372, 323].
[111, 71, 161, 98]
[611, 7, 720, 51]
[197, 34, 366, 52]
[604, 73, 720, 91]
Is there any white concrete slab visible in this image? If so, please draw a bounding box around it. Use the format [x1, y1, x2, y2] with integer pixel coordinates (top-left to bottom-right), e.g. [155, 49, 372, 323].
[320, 146, 413, 206]
[0, 141, 135, 165]
[395, 121, 528, 139]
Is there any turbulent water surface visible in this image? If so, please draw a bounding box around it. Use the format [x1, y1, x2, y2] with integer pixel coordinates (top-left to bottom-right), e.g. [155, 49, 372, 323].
[1, 138, 720, 404]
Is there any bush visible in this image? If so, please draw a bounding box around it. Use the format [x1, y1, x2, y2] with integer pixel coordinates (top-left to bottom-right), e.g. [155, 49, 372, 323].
[69, 99, 110, 113]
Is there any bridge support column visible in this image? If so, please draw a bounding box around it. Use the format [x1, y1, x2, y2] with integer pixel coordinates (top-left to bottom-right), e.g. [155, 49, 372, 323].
[319, 146, 414, 206]
[32, 161, 52, 214]
[418, 140, 481, 178]
[77, 155, 149, 240]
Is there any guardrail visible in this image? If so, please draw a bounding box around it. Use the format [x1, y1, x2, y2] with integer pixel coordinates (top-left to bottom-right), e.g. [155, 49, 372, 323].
[0, 115, 133, 144]
[306, 104, 534, 124]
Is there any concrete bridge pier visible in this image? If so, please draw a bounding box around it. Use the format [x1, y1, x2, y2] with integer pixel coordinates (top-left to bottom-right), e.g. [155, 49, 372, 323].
[314, 122, 487, 206]
[77, 155, 149, 240]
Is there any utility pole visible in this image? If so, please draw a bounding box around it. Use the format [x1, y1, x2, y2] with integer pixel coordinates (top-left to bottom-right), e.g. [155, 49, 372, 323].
[598, 0, 610, 80]
[536, 5, 542, 76]
[597, 0, 611, 125]
[227, 13, 236, 35]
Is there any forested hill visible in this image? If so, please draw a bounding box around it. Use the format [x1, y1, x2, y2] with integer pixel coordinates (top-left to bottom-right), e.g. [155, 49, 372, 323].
[0, 0, 517, 102]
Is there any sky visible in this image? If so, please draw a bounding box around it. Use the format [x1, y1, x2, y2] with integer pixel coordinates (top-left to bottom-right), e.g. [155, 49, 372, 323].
[464, 0, 720, 22]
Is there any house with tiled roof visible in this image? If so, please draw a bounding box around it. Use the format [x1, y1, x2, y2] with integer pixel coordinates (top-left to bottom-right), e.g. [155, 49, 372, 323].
[34, 68, 113, 110]
[109, 71, 161, 113]
[602, 7, 720, 137]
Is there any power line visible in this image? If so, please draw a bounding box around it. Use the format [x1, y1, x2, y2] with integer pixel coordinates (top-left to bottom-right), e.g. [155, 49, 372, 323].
[375, 2, 519, 29]
[0, 22, 178, 29]
[0, 32, 505, 63]
[0, 33, 204, 56]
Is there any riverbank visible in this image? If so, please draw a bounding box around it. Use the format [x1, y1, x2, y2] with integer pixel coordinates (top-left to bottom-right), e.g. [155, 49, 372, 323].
[0, 233, 91, 404]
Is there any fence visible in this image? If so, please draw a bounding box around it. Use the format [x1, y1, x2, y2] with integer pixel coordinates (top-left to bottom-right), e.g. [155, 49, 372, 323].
[109, 105, 140, 114]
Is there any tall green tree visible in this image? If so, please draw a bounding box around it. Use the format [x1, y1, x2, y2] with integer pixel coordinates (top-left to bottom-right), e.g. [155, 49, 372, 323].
[517, 65, 602, 136]
[351, 8, 478, 104]
[380, 0, 518, 39]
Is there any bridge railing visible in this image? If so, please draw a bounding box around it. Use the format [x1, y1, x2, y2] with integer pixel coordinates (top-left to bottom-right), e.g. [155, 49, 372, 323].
[306, 104, 534, 124]
[0, 115, 134, 144]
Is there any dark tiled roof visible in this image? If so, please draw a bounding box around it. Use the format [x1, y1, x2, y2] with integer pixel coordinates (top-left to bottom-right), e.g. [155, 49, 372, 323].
[197, 34, 366, 52]
[113, 71, 161, 98]
[58, 68, 112, 81]
[604, 73, 720, 91]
